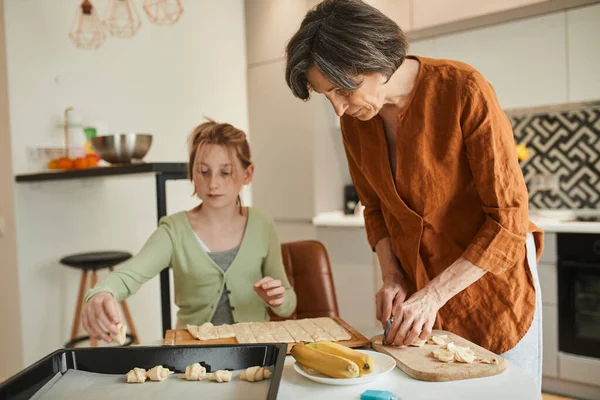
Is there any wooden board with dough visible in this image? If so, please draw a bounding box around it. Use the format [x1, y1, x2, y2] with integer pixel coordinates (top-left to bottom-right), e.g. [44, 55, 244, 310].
[371, 329, 507, 382]
[164, 316, 370, 354]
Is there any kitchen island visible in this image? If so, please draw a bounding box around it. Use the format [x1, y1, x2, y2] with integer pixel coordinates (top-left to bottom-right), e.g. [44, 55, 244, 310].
[276, 326, 540, 400]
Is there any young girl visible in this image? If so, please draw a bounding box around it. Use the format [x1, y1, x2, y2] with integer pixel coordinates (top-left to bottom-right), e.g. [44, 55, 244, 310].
[81, 120, 297, 343]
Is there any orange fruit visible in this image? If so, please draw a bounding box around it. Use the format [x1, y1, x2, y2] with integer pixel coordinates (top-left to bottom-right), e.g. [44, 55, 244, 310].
[57, 157, 74, 170]
[47, 159, 60, 170]
[73, 157, 89, 169]
[85, 154, 99, 167]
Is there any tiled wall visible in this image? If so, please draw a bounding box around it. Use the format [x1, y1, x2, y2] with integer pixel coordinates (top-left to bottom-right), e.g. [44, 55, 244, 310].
[511, 103, 600, 209]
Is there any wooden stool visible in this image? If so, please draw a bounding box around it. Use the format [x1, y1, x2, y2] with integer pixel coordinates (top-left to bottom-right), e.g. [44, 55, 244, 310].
[60, 251, 140, 348]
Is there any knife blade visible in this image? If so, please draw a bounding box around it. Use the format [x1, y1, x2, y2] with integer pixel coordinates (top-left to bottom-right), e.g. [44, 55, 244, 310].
[382, 316, 393, 345]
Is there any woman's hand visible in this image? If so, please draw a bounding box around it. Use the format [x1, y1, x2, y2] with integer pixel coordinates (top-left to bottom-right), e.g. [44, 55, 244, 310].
[81, 292, 121, 342]
[254, 276, 285, 307]
[386, 287, 442, 346]
[376, 274, 410, 327]
[374, 237, 410, 328]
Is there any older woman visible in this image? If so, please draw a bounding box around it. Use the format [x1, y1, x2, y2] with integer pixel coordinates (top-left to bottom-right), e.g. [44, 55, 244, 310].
[285, 0, 544, 391]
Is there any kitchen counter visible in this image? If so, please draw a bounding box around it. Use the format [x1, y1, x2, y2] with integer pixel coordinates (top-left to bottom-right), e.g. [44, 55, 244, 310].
[139, 326, 540, 400]
[14, 162, 187, 182]
[276, 326, 539, 400]
[313, 211, 600, 234]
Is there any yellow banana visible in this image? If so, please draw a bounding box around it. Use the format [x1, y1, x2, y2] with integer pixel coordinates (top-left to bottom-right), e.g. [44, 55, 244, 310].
[291, 343, 360, 379]
[308, 341, 375, 375]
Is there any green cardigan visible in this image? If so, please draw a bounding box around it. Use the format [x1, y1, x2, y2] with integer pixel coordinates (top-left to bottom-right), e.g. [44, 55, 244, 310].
[84, 208, 297, 328]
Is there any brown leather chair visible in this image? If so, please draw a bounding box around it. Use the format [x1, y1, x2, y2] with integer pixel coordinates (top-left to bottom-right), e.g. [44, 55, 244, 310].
[269, 240, 340, 321]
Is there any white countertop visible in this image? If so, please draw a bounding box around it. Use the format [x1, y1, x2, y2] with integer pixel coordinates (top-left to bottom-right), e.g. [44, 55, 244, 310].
[313, 211, 600, 233]
[275, 325, 540, 400]
[143, 326, 539, 400]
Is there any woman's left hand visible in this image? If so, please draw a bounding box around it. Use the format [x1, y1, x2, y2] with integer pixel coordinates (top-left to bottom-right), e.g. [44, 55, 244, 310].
[387, 287, 442, 346]
[254, 276, 285, 307]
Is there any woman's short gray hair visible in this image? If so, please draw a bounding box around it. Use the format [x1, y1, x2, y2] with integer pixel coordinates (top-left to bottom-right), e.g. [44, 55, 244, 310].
[285, 0, 408, 100]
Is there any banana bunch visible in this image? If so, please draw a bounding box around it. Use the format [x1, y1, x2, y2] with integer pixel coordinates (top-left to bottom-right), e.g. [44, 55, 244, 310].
[291, 341, 375, 379]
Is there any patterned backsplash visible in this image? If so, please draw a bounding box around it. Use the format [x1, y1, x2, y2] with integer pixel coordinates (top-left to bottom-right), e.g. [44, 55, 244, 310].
[509, 102, 600, 209]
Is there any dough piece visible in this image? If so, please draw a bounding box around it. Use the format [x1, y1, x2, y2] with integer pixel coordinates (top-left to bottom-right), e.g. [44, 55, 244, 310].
[179, 363, 206, 381]
[126, 367, 147, 383]
[281, 320, 314, 343]
[234, 323, 257, 343]
[186, 324, 200, 340]
[432, 349, 455, 363]
[426, 335, 446, 346]
[312, 317, 352, 341]
[249, 322, 276, 343]
[240, 366, 272, 382]
[216, 324, 236, 339]
[112, 323, 127, 345]
[296, 319, 335, 342]
[409, 338, 426, 347]
[147, 366, 174, 381]
[208, 370, 232, 383]
[264, 322, 295, 343]
[197, 322, 218, 340]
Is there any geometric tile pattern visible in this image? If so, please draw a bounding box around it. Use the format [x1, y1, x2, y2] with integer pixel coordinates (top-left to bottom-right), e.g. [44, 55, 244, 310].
[510, 105, 600, 209]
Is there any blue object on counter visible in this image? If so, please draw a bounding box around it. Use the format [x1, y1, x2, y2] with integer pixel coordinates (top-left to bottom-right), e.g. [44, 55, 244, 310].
[360, 389, 400, 400]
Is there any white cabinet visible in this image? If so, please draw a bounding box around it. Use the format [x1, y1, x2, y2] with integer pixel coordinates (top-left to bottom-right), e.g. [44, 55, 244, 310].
[247, 60, 317, 221]
[412, 0, 547, 30]
[538, 263, 557, 306]
[542, 304, 558, 378]
[365, 0, 411, 30]
[566, 3, 600, 102]
[245, 0, 307, 65]
[316, 227, 378, 329]
[559, 353, 600, 387]
[539, 233, 557, 264]
[434, 12, 568, 109]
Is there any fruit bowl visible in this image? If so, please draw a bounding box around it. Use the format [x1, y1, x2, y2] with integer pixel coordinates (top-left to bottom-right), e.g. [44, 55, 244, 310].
[90, 133, 152, 164]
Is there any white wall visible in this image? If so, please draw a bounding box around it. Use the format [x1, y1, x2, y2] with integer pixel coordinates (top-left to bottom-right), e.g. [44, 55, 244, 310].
[0, 0, 23, 380]
[4, 0, 249, 367]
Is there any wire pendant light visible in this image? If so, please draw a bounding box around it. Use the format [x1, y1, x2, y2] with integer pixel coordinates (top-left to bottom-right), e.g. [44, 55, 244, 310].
[68, 0, 106, 50]
[103, 0, 143, 38]
[143, 0, 184, 25]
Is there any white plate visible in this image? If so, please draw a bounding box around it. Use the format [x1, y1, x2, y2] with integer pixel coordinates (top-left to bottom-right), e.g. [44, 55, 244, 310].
[293, 349, 396, 386]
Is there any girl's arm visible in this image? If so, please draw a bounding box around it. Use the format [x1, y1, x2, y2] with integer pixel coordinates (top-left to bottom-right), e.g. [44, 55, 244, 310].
[261, 220, 297, 317]
[84, 220, 174, 303]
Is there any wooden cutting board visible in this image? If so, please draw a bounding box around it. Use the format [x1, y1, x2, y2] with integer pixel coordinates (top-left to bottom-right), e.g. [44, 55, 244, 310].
[371, 330, 507, 382]
[164, 316, 370, 354]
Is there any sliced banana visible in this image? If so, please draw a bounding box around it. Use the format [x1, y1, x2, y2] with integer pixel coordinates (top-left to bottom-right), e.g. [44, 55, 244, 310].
[409, 338, 426, 347]
[454, 347, 476, 363]
[427, 335, 447, 346]
[432, 348, 455, 362]
[479, 357, 499, 365]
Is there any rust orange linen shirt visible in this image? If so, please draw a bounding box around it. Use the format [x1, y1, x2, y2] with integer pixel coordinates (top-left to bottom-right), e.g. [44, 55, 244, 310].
[340, 56, 544, 354]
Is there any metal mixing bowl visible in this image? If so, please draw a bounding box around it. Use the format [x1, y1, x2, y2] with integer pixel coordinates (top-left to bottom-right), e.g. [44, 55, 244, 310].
[90, 134, 153, 164]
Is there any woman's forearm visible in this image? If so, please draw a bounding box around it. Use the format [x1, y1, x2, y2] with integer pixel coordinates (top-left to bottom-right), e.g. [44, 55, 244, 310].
[426, 257, 487, 306]
[375, 237, 404, 281]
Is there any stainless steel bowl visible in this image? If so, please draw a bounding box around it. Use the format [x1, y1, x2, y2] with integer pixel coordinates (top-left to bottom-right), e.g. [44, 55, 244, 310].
[90, 134, 153, 164]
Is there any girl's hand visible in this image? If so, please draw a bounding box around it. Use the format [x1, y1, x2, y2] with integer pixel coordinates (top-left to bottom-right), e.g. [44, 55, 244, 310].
[254, 276, 285, 307]
[81, 292, 121, 342]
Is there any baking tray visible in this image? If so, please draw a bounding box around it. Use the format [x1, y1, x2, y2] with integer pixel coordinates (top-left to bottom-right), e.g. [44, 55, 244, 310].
[0, 343, 287, 400]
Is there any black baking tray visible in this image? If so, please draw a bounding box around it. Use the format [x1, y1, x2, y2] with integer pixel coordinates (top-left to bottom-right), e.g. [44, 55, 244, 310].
[0, 343, 287, 400]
